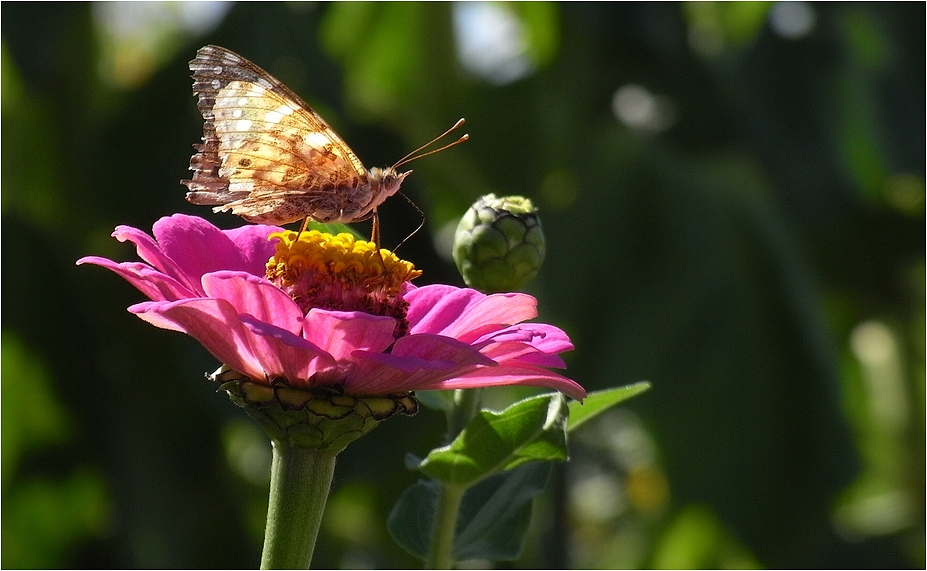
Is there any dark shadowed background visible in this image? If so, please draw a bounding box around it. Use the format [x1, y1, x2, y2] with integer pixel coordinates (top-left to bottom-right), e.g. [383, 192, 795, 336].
[2, 2, 924, 568]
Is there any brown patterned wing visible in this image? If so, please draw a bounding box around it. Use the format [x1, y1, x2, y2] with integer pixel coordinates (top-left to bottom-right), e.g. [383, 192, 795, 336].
[182, 45, 374, 224]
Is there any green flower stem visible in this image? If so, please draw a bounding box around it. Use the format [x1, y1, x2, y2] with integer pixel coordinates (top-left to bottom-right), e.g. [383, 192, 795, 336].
[447, 388, 482, 439]
[426, 388, 483, 569]
[260, 441, 337, 569]
[426, 482, 465, 569]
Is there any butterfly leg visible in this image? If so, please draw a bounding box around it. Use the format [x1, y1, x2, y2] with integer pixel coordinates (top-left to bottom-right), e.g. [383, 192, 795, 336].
[370, 209, 387, 267]
[295, 216, 310, 242]
[370, 209, 381, 252]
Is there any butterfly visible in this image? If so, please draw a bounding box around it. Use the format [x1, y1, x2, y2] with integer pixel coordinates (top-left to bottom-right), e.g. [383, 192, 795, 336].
[182, 45, 467, 243]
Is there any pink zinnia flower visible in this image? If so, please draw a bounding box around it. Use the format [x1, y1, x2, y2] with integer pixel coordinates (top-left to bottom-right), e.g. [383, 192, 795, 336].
[77, 214, 584, 406]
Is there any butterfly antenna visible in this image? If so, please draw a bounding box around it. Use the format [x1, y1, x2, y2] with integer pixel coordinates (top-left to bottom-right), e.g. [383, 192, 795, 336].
[390, 192, 426, 255]
[392, 118, 468, 170]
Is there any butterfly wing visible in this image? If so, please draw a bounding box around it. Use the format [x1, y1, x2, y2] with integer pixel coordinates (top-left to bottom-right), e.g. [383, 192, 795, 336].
[183, 45, 375, 224]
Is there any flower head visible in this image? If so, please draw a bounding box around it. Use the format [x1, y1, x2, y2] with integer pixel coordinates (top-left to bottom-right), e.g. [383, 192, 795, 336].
[78, 214, 584, 446]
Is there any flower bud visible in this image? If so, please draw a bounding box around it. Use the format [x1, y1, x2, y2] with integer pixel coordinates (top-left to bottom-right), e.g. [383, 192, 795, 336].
[452, 194, 546, 293]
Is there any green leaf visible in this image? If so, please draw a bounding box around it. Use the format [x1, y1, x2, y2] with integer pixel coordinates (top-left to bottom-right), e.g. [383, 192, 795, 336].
[386, 479, 440, 560]
[386, 463, 552, 561]
[567, 382, 651, 433]
[452, 462, 551, 560]
[417, 393, 568, 486]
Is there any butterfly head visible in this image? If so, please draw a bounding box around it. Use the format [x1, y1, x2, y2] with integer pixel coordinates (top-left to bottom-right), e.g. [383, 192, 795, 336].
[368, 167, 412, 203]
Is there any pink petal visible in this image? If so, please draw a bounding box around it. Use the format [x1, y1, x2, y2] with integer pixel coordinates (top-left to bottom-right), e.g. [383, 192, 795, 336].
[238, 315, 337, 386]
[76, 257, 195, 301]
[523, 324, 574, 354]
[474, 324, 573, 368]
[102, 215, 281, 298]
[406, 285, 538, 342]
[224, 223, 284, 276]
[130, 298, 266, 380]
[475, 323, 574, 355]
[345, 334, 494, 395]
[391, 333, 496, 365]
[113, 224, 198, 293]
[202, 271, 303, 335]
[152, 215, 263, 285]
[132, 296, 338, 388]
[342, 352, 457, 395]
[302, 310, 397, 361]
[480, 340, 567, 369]
[404, 284, 479, 334]
[425, 363, 587, 402]
[507, 352, 567, 369]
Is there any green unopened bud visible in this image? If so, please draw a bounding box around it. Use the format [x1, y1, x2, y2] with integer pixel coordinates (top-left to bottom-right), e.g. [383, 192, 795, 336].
[211, 366, 418, 454]
[453, 194, 546, 293]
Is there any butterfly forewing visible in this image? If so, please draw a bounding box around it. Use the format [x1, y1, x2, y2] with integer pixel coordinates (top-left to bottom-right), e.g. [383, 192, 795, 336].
[183, 45, 377, 225]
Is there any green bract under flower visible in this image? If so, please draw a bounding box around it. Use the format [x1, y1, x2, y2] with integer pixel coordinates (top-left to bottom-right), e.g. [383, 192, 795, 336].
[215, 366, 418, 453]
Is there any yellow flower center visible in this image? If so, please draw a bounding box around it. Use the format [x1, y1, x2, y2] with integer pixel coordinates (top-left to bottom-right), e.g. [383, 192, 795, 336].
[265, 230, 422, 337]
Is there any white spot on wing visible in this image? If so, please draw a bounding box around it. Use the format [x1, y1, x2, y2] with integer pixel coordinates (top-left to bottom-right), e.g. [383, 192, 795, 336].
[265, 110, 283, 124]
[305, 132, 331, 148]
[229, 181, 255, 193]
[232, 109, 243, 118]
[235, 119, 253, 132]
[238, 97, 249, 106]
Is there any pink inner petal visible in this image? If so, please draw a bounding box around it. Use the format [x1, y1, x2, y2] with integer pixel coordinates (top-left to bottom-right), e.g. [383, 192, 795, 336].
[404, 284, 480, 333]
[406, 285, 538, 342]
[152, 215, 255, 283]
[343, 334, 497, 395]
[343, 351, 461, 395]
[202, 271, 303, 335]
[302, 310, 397, 360]
[391, 333, 496, 366]
[473, 323, 571, 348]
[239, 315, 337, 386]
[224, 224, 284, 276]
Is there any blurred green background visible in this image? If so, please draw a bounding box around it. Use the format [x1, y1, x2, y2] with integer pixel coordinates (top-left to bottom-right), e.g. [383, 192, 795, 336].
[2, 2, 923, 568]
